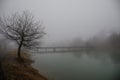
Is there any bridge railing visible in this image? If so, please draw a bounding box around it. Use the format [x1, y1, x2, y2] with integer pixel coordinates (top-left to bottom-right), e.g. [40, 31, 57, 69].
[32, 47, 85, 53]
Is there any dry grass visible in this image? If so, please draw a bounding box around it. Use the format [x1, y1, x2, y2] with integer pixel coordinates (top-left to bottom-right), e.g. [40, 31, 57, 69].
[1, 50, 47, 80]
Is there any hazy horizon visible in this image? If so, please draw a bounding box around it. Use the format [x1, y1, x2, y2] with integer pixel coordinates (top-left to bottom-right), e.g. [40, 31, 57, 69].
[1, 0, 120, 46]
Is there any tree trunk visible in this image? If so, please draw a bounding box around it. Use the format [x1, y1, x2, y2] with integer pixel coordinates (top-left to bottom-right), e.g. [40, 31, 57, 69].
[18, 44, 22, 59]
[17, 40, 23, 59]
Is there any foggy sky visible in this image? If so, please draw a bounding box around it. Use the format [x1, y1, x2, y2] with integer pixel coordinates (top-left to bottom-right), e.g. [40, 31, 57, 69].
[2, 0, 120, 46]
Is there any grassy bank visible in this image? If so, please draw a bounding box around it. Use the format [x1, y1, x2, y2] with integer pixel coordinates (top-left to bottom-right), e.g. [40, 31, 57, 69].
[0, 50, 47, 80]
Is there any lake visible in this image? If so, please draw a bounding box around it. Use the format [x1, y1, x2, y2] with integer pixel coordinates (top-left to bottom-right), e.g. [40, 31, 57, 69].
[31, 51, 120, 80]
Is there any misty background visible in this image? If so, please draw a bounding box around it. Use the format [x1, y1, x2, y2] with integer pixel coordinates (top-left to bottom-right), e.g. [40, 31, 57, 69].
[1, 0, 120, 47]
[1, 1, 120, 80]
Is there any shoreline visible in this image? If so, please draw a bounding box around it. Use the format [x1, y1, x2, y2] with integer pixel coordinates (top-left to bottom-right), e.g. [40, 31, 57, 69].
[0, 51, 47, 80]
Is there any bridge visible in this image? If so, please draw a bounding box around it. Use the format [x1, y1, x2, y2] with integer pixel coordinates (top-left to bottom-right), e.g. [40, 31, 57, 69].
[32, 47, 86, 53]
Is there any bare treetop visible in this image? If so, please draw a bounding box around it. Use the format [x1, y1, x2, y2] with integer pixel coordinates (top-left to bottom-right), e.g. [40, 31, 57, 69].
[0, 11, 45, 58]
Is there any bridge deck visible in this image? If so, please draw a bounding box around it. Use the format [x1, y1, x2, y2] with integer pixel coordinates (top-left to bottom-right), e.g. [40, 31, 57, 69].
[33, 47, 85, 53]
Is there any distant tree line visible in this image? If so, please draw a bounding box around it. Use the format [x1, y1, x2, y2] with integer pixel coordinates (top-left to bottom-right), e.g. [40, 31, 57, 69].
[69, 30, 120, 51]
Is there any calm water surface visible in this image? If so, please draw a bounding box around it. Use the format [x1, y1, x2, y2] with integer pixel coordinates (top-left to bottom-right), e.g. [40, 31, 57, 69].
[31, 51, 120, 80]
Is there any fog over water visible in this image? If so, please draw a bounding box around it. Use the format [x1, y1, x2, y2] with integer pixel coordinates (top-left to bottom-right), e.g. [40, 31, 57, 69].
[2, 0, 120, 46]
[1, 1, 120, 80]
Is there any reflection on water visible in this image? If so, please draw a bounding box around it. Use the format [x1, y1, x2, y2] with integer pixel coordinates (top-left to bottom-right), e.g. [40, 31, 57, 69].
[31, 51, 120, 80]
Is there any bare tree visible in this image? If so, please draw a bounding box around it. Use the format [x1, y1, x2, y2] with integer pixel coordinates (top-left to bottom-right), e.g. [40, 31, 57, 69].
[0, 11, 45, 59]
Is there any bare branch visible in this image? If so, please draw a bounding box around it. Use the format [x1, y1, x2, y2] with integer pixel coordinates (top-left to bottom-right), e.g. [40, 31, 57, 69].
[0, 11, 45, 58]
